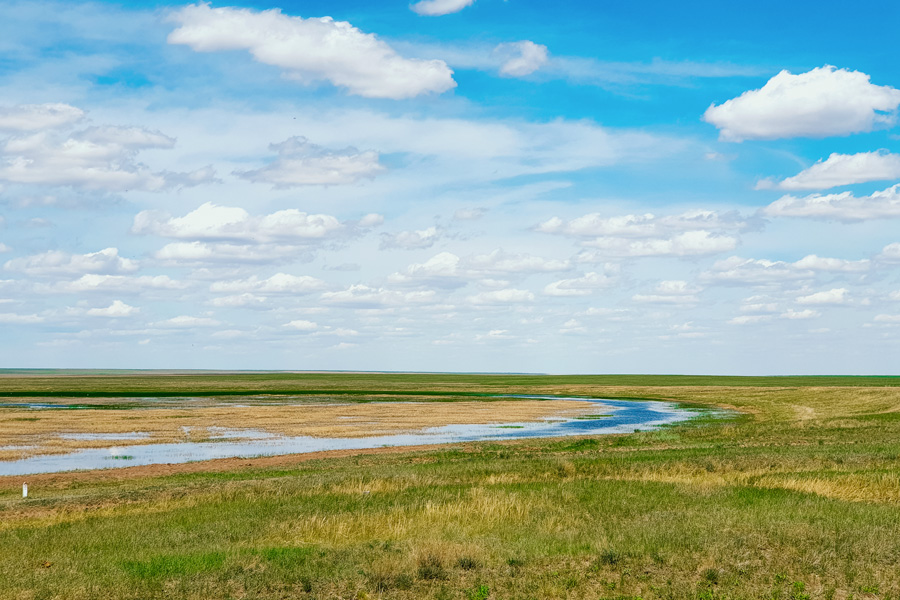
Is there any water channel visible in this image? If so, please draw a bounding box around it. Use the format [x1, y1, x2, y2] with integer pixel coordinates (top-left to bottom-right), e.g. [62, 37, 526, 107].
[0, 396, 701, 476]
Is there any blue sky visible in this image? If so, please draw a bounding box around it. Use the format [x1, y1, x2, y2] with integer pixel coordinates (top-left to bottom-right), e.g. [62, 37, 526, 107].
[1, 0, 899, 374]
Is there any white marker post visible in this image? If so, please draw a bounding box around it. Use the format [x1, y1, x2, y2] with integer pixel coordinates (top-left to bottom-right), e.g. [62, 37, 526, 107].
[22, 483, 27, 498]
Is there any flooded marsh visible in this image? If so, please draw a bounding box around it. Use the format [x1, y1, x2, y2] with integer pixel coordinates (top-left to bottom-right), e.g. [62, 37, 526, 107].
[0, 395, 699, 475]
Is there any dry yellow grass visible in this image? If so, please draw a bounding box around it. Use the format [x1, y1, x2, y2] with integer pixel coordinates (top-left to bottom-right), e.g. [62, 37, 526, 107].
[0, 399, 598, 460]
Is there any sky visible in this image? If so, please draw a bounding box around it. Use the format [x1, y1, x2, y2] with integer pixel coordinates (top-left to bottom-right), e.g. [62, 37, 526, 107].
[1, 0, 900, 374]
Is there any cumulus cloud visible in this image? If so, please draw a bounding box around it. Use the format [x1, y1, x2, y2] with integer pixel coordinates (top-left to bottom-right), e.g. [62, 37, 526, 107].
[728, 314, 773, 325]
[153, 241, 315, 266]
[494, 41, 549, 77]
[540, 210, 747, 258]
[538, 210, 749, 237]
[762, 184, 900, 221]
[466, 249, 568, 274]
[792, 255, 870, 272]
[879, 243, 900, 262]
[4, 248, 137, 276]
[391, 249, 569, 288]
[632, 280, 701, 305]
[168, 3, 456, 99]
[321, 284, 435, 308]
[210, 273, 327, 294]
[468, 288, 535, 304]
[134, 202, 350, 242]
[410, 0, 475, 16]
[704, 66, 900, 141]
[86, 300, 139, 317]
[0, 123, 215, 192]
[236, 137, 384, 187]
[138, 203, 378, 267]
[50, 274, 185, 294]
[781, 308, 820, 320]
[739, 296, 779, 314]
[581, 231, 737, 257]
[704, 253, 869, 286]
[0, 103, 84, 132]
[380, 226, 440, 250]
[544, 271, 616, 296]
[796, 288, 848, 305]
[284, 319, 318, 331]
[209, 293, 266, 308]
[0, 312, 44, 324]
[702, 256, 814, 285]
[154, 315, 221, 328]
[756, 151, 900, 191]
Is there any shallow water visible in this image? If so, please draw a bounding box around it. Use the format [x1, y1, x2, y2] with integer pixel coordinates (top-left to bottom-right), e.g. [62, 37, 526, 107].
[0, 397, 699, 476]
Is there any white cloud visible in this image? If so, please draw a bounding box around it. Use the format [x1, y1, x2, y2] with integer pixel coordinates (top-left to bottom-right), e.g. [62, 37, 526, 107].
[391, 249, 569, 289]
[756, 151, 900, 191]
[544, 271, 615, 296]
[781, 308, 820, 320]
[702, 256, 813, 285]
[235, 137, 384, 187]
[793, 254, 870, 272]
[468, 288, 535, 304]
[632, 280, 701, 305]
[321, 284, 436, 308]
[728, 315, 773, 325]
[154, 315, 221, 328]
[210, 273, 327, 294]
[0, 312, 44, 324]
[86, 300, 139, 317]
[704, 66, 900, 141]
[53, 274, 186, 293]
[739, 295, 779, 314]
[209, 293, 266, 308]
[153, 241, 315, 266]
[559, 319, 587, 334]
[0, 103, 84, 132]
[134, 202, 346, 243]
[763, 184, 900, 221]
[168, 3, 456, 99]
[874, 314, 900, 323]
[0, 124, 214, 192]
[539, 210, 748, 258]
[879, 243, 900, 262]
[380, 226, 440, 250]
[410, 0, 475, 16]
[466, 250, 568, 274]
[359, 214, 384, 228]
[284, 319, 318, 331]
[582, 230, 738, 257]
[4, 248, 137, 276]
[0, 243, 11, 253]
[796, 288, 848, 305]
[495, 41, 549, 77]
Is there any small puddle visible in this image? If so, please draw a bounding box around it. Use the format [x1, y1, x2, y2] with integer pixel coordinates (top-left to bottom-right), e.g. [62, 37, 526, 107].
[0, 397, 701, 476]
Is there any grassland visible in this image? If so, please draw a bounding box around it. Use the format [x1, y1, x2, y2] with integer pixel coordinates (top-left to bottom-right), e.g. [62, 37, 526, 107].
[2, 372, 900, 599]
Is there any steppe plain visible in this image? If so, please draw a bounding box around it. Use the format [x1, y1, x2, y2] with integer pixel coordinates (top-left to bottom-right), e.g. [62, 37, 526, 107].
[2, 371, 900, 600]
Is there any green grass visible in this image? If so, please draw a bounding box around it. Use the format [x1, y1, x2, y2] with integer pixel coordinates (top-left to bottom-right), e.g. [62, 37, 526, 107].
[1, 372, 900, 598]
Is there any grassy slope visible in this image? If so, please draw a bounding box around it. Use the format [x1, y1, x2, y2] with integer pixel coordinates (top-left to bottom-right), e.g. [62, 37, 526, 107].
[2, 373, 900, 599]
